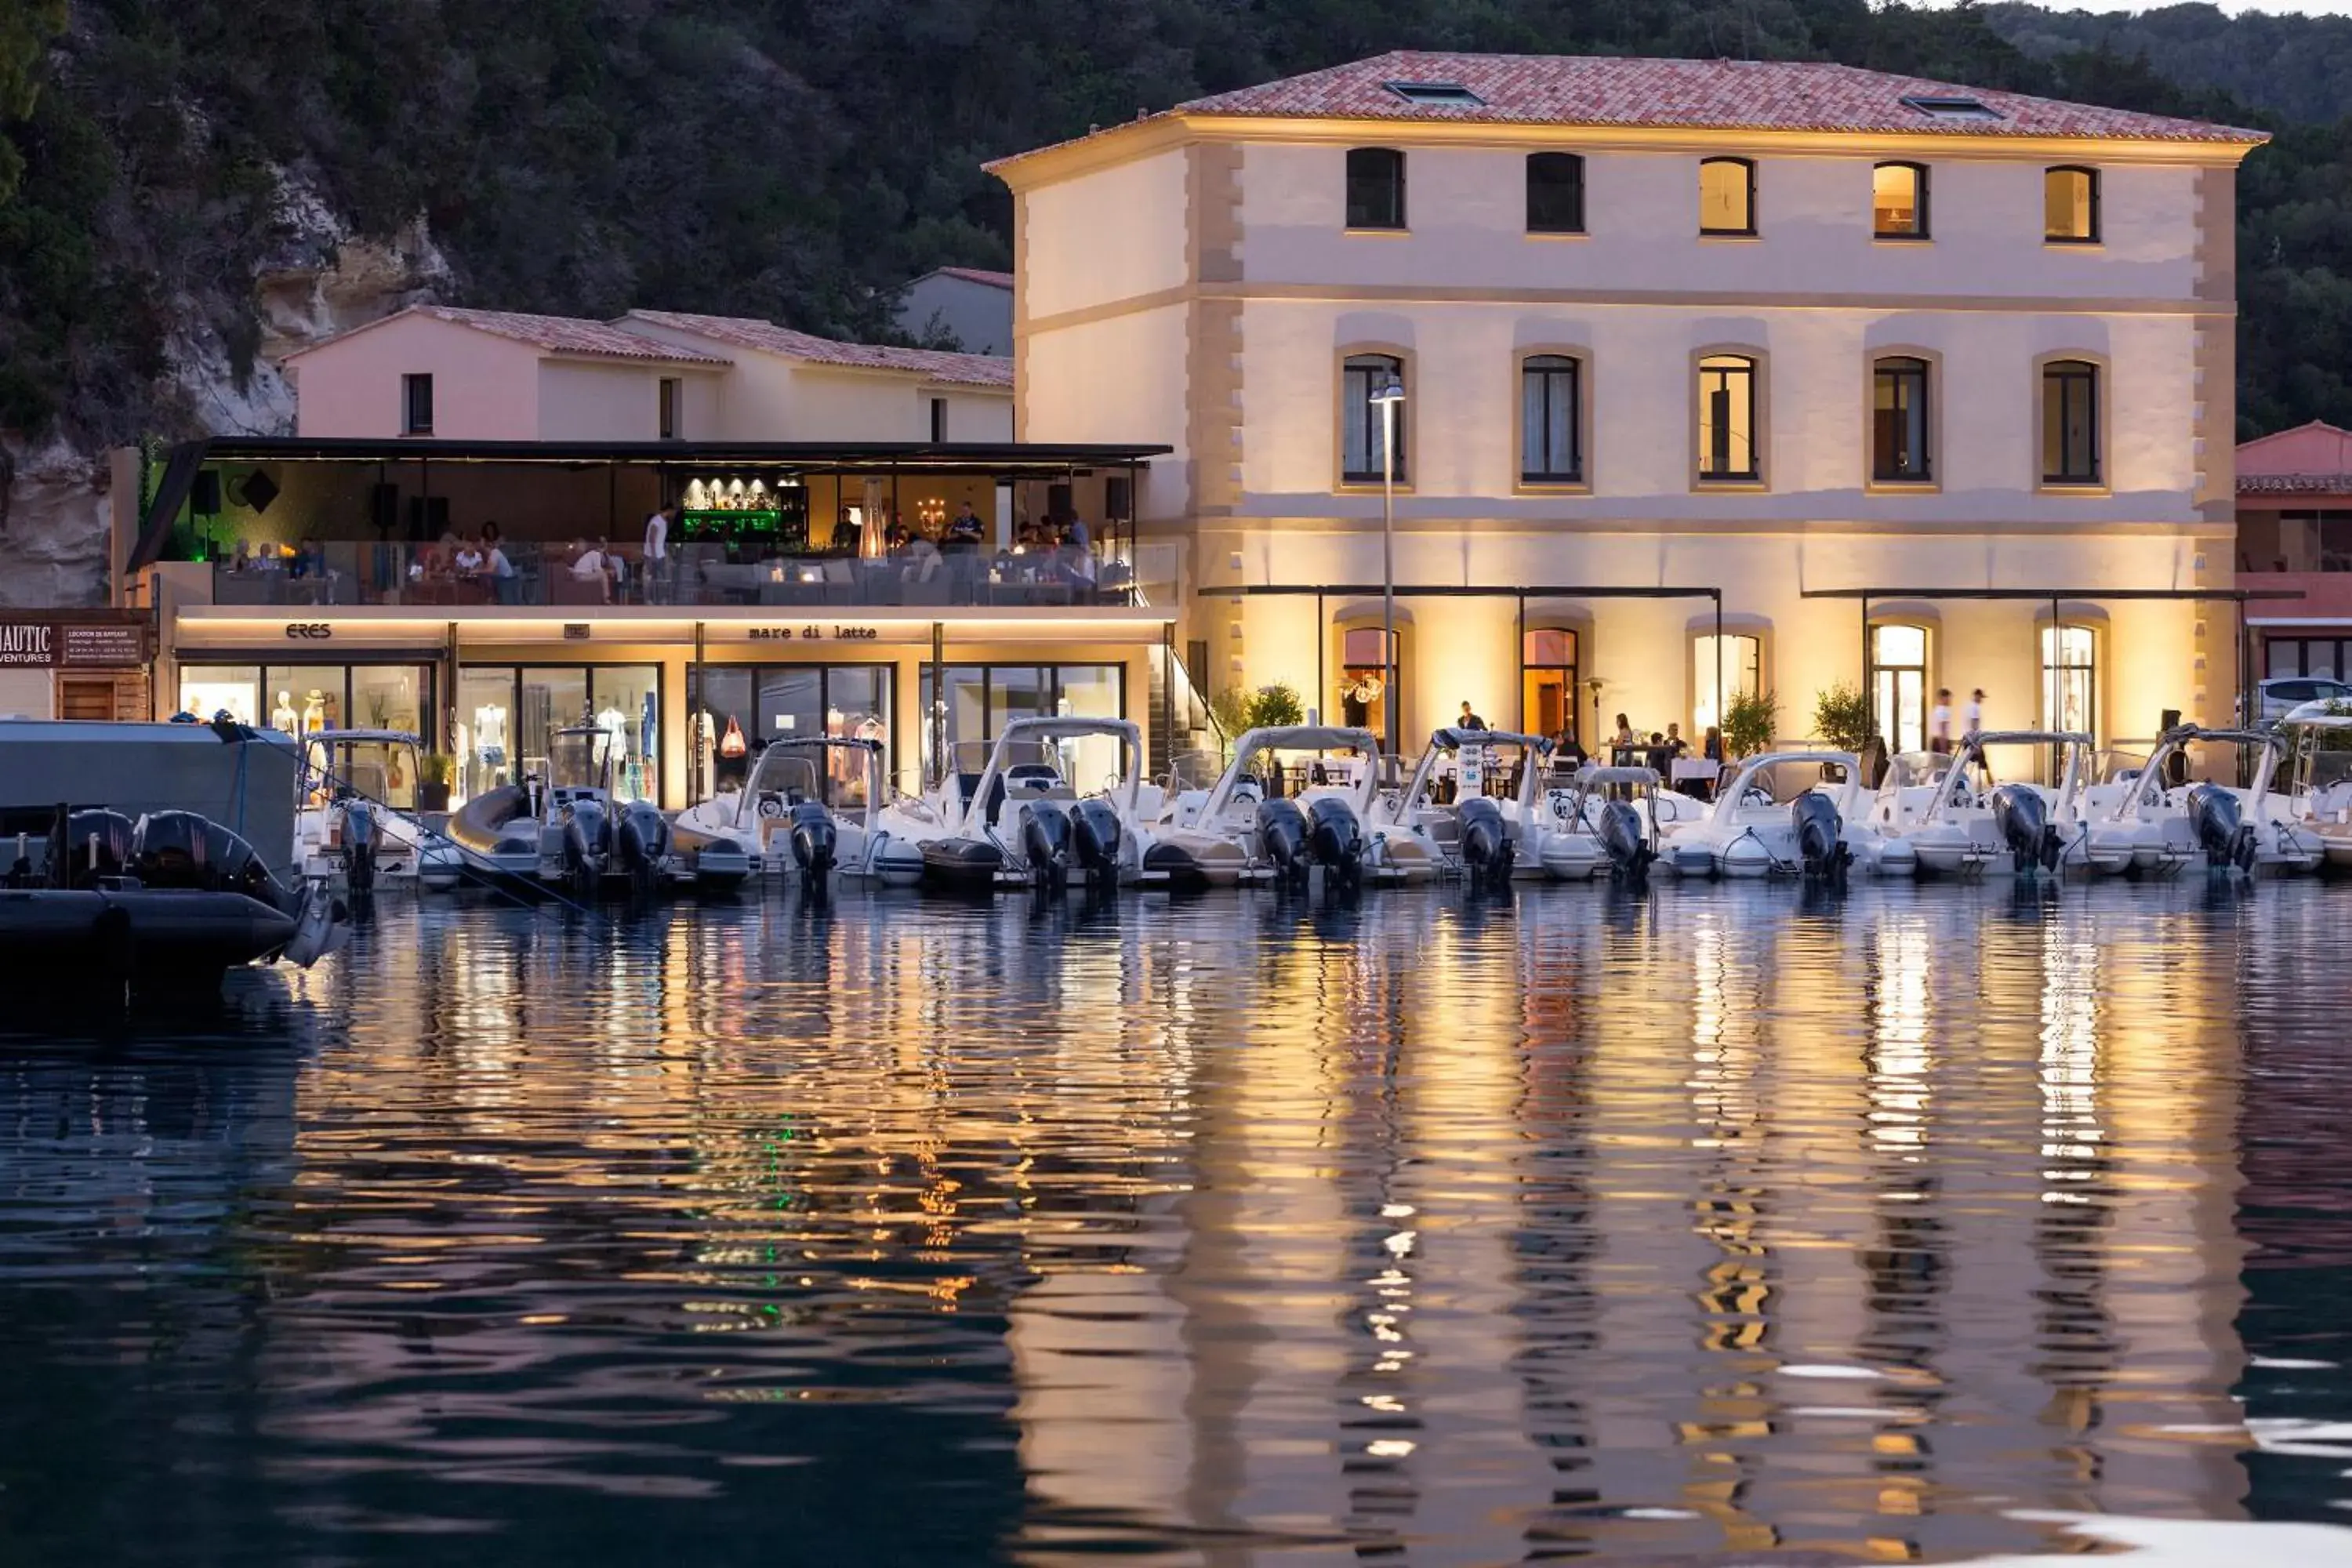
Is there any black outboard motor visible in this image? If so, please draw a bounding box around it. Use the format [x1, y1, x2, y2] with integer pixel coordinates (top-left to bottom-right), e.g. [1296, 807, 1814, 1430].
[1305, 796, 1364, 890]
[1021, 800, 1074, 890]
[563, 798, 612, 892]
[1256, 797, 1312, 887]
[337, 794, 378, 895]
[1070, 797, 1123, 885]
[1989, 785, 2061, 876]
[2186, 782, 2256, 873]
[1457, 797, 1514, 886]
[54, 808, 134, 889]
[129, 811, 282, 906]
[615, 800, 670, 895]
[1791, 793, 1852, 883]
[1597, 798, 1654, 882]
[788, 801, 837, 880]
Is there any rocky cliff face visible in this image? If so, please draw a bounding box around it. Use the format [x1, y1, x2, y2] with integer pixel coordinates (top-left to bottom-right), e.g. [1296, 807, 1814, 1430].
[0, 168, 449, 609]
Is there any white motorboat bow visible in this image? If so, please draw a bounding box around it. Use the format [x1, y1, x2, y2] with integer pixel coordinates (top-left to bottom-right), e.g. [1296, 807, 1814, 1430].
[1376, 728, 1556, 885]
[2281, 699, 2352, 869]
[2103, 724, 2321, 876]
[673, 736, 899, 884]
[1666, 750, 1915, 880]
[295, 729, 463, 892]
[917, 717, 1163, 892]
[1148, 725, 1435, 889]
[1870, 731, 2128, 877]
[1538, 764, 1705, 880]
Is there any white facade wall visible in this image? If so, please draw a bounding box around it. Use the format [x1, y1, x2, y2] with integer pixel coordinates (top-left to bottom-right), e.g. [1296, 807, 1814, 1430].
[1022, 149, 1192, 321]
[1236, 143, 2201, 301]
[1009, 122, 2244, 746]
[536, 360, 663, 440]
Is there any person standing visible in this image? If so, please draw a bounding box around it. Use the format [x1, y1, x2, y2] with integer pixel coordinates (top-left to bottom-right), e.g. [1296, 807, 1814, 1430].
[1963, 688, 1992, 785]
[1459, 700, 1487, 731]
[1930, 688, 1953, 754]
[643, 503, 677, 604]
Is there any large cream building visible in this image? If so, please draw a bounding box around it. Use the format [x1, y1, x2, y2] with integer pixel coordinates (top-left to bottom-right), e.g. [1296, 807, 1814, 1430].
[994, 51, 2267, 754]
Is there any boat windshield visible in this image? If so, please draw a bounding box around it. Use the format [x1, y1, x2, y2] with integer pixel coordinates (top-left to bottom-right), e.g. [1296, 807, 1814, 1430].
[1425, 736, 1541, 803]
[1734, 757, 1853, 807]
[1240, 745, 1377, 800]
[1882, 752, 1951, 792]
[548, 729, 615, 793]
[746, 745, 874, 812]
[1164, 750, 1225, 793]
[304, 736, 420, 810]
[2296, 732, 2352, 795]
[2093, 749, 2149, 786]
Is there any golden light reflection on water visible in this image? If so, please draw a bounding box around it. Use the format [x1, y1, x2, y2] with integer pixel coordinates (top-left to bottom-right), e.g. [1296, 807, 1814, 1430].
[0, 880, 2315, 1563]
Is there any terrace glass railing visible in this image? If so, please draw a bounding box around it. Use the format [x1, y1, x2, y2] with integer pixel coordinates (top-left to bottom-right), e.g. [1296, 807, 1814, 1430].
[205, 541, 1149, 612]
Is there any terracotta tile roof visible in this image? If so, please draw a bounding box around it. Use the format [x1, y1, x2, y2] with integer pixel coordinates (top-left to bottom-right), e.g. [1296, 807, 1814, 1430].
[416, 306, 732, 362]
[621, 311, 1013, 387]
[933, 266, 1014, 289]
[1003, 51, 2265, 162]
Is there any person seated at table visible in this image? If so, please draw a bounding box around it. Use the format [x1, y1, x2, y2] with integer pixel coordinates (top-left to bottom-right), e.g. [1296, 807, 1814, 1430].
[452, 535, 486, 579]
[226, 539, 253, 575]
[1663, 722, 1689, 757]
[568, 539, 613, 603]
[1554, 729, 1587, 768]
[946, 503, 985, 550]
[1703, 725, 1723, 763]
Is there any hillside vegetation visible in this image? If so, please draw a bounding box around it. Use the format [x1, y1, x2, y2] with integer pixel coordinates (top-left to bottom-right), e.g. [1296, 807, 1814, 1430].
[4, 0, 2352, 450]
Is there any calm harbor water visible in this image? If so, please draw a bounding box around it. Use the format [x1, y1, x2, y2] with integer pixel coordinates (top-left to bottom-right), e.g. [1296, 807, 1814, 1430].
[4, 880, 2351, 1565]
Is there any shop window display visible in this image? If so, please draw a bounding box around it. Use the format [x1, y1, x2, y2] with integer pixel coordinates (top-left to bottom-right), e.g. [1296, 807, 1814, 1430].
[688, 665, 893, 801]
[918, 663, 1125, 783]
[179, 666, 260, 726]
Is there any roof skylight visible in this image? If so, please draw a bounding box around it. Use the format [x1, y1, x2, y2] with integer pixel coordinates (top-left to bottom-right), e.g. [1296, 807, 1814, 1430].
[1385, 81, 1485, 108]
[1900, 93, 2002, 122]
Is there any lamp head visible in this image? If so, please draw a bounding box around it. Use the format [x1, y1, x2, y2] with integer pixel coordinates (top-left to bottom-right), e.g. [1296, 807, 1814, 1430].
[1367, 376, 1406, 406]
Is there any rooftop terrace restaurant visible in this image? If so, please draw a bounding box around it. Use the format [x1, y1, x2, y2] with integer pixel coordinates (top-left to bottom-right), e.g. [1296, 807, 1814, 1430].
[131, 437, 1178, 809]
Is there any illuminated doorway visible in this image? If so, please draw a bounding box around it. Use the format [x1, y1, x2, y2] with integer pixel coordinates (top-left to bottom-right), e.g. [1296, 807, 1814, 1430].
[1521, 628, 1578, 742]
[1871, 623, 1929, 753]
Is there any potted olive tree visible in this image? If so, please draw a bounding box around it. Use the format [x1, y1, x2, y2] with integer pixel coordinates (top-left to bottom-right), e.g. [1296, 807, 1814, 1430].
[1722, 689, 1778, 760]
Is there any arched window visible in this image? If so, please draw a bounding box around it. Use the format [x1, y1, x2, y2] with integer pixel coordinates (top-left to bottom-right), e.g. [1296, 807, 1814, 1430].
[2044, 166, 2099, 243]
[1699, 157, 1755, 235]
[2042, 359, 2100, 485]
[1872, 356, 1932, 482]
[1692, 633, 1762, 736]
[2042, 624, 2097, 738]
[1346, 147, 1406, 230]
[1870, 623, 1929, 754]
[1697, 354, 1759, 481]
[1526, 152, 1585, 234]
[1521, 628, 1579, 742]
[1519, 354, 1583, 482]
[1873, 162, 1928, 238]
[1339, 625, 1399, 739]
[1341, 353, 1405, 484]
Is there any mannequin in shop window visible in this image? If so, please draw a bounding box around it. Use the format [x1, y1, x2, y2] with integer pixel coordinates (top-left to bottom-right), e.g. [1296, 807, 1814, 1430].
[272, 689, 299, 734]
[301, 689, 328, 732]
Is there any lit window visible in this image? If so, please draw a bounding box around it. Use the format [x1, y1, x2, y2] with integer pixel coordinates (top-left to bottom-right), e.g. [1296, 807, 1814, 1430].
[1520, 355, 1581, 483]
[1693, 633, 1762, 737]
[1346, 147, 1406, 230]
[1871, 623, 1929, 755]
[1699, 158, 1755, 236]
[2042, 360, 2100, 485]
[1526, 152, 1585, 234]
[1523, 629, 1579, 743]
[401, 373, 434, 436]
[1697, 354, 1759, 481]
[1872, 357, 1931, 482]
[1342, 354, 1405, 484]
[1873, 162, 1927, 239]
[2045, 166, 2099, 243]
[2042, 625, 2096, 736]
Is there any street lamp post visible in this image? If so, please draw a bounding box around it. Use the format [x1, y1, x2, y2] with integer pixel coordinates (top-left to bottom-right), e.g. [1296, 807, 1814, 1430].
[1370, 374, 1406, 775]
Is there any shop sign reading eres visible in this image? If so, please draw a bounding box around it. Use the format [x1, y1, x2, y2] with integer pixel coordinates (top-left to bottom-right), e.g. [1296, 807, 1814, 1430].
[748, 626, 880, 643]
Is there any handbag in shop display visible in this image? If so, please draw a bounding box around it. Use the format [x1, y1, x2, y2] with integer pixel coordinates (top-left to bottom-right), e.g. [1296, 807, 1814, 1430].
[719, 717, 748, 759]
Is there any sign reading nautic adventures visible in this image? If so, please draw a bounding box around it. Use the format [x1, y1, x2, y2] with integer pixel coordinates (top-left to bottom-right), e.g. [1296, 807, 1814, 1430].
[0, 615, 152, 668]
